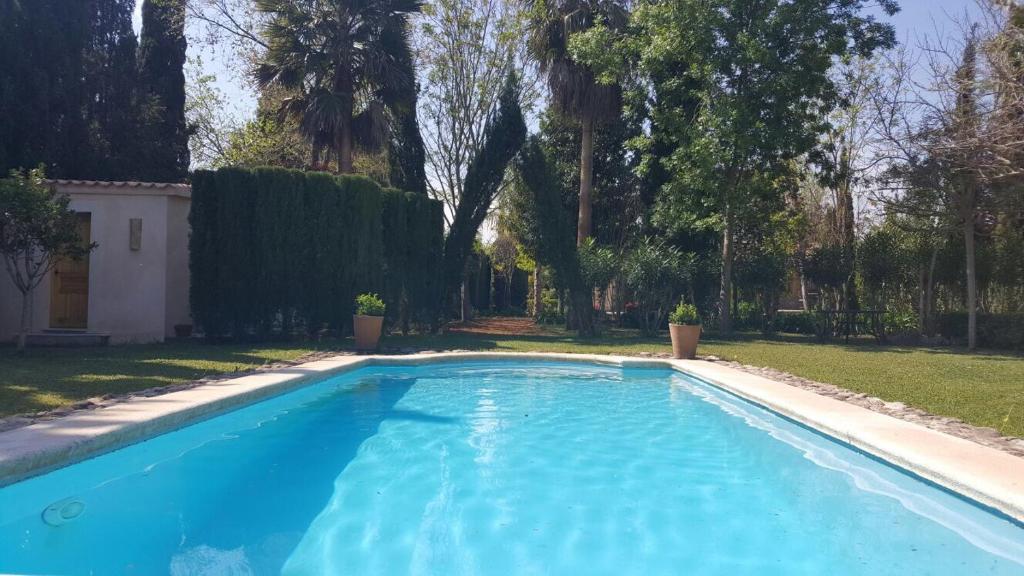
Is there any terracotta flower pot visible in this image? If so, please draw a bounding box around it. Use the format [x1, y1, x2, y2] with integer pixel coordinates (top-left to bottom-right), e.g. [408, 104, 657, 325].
[353, 315, 384, 351]
[669, 323, 701, 359]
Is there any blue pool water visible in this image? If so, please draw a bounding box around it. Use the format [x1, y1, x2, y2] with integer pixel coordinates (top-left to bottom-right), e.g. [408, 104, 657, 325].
[0, 361, 1022, 575]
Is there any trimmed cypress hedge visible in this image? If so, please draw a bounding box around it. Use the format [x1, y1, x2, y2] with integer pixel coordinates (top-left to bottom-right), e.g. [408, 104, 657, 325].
[189, 167, 443, 339]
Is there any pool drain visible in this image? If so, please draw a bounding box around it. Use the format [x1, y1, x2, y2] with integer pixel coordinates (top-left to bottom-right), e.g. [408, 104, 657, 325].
[42, 498, 86, 526]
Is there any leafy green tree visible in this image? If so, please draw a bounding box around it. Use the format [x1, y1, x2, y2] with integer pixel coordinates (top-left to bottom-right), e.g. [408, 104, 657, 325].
[254, 0, 421, 174]
[0, 169, 95, 350]
[137, 0, 190, 182]
[621, 0, 896, 333]
[217, 115, 311, 169]
[528, 0, 626, 245]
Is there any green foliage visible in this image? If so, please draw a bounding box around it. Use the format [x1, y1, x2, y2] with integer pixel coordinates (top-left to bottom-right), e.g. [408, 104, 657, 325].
[527, 0, 624, 122]
[733, 301, 765, 332]
[536, 289, 565, 325]
[773, 311, 819, 335]
[804, 242, 850, 303]
[668, 302, 700, 325]
[537, 110, 645, 247]
[0, 168, 97, 347]
[938, 313, 1024, 350]
[858, 225, 914, 310]
[512, 138, 596, 335]
[355, 293, 386, 316]
[622, 237, 689, 335]
[883, 311, 918, 334]
[578, 238, 619, 291]
[0, 0, 144, 180]
[618, 0, 895, 330]
[0, 168, 94, 282]
[137, 0, 189, 182]
[217, 115, 311, 170]
[254, 0, 421, 172]
[189, 167, 443, 339]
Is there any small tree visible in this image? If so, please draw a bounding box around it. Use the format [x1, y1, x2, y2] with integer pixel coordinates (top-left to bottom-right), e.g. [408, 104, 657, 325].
[0, 169, 94, 349]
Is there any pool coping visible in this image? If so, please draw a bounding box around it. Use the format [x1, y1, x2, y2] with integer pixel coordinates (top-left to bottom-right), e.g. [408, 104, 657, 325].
[0, 351, 1022, 523]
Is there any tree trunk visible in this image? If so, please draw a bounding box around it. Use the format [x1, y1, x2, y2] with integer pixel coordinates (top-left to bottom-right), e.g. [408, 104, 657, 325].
[964, 212, 977, 350]
[533, 265, 543, 318]
[839, 162, 859, 311]
[311, 144, 323, 171]
[918, 267, 927, 335]
[17, 290, 30, 351]
[577, 116, 594, 246]
[338, 123, 353, 174]
[719, 202, 734, 334]
[460, 279, 471, 323]
[800, 272, 810, 312]
[571, 288, 595, 337]
[925, 245, 938, 335]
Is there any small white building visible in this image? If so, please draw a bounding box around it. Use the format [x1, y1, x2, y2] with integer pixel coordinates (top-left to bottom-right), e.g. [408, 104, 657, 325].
[0, 180, 192, 345]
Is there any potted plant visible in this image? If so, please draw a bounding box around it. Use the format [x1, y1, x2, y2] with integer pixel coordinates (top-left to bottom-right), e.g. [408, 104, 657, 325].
[353, 293, 385, 351]
[668, 301, 701, 359]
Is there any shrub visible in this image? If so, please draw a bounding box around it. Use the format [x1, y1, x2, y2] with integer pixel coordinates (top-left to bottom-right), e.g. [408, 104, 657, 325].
[734, 301, 763, 331]
[803, 242, 850, 300]
[536, 288, 564, 325]
[938, 313, 1024, 350]
[772, 311, 818, 334]
[578, 238, 619, 292]
[622, 237, 689, 335]
[355, 293, 386, 316]
[669, 302, 700, 325]
[883, 311, 918, 334]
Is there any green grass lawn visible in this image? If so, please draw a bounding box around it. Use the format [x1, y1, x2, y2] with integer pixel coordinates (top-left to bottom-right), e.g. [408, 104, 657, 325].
[1, 328, 1022, 437]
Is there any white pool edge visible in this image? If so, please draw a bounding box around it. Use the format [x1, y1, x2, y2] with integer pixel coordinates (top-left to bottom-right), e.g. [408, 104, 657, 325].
[0, 351, 1021, 523]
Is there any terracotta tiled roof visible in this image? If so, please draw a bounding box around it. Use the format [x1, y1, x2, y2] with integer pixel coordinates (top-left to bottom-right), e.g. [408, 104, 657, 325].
[46, 179, 191, 189]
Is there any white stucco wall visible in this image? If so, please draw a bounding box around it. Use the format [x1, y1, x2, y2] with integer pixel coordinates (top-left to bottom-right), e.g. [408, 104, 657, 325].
[0, 181, 191, 344]
[164, 196, 192, 338]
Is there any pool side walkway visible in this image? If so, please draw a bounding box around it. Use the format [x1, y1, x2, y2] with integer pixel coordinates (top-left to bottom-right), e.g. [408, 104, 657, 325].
[0, 352, 1022, 523]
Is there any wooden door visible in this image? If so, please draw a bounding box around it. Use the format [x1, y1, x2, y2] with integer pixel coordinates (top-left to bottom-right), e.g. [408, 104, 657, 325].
[50, 213, 91, 329]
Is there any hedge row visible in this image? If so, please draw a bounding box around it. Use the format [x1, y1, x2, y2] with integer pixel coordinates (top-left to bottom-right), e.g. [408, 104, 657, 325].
[189, 167, 443, 338]
[938, 313, 1024, 350]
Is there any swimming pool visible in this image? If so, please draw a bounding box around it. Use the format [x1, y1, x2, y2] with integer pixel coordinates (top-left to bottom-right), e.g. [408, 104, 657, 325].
[0, 360, 1021, 575]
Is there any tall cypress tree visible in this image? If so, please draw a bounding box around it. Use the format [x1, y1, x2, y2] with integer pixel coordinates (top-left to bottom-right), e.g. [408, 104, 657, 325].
[0, 0, 91, 178]
[137, 0, 190, 182]
[84, 0, 140, 180]
[0, 0, 141, 180]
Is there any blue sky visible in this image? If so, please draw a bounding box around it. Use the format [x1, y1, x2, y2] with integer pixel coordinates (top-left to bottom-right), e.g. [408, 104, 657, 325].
[134, 0, 985, 124]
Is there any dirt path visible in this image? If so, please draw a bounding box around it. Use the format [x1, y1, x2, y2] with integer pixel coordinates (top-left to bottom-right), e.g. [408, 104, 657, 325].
[447, 316, 548, 336]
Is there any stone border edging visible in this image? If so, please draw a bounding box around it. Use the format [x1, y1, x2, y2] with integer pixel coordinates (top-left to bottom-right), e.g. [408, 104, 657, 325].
[0, 351, 1021, 523]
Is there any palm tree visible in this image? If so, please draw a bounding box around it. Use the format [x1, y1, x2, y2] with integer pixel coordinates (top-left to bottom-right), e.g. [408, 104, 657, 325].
[528, 0, 624, 245]
[254, 0, 421, 173]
